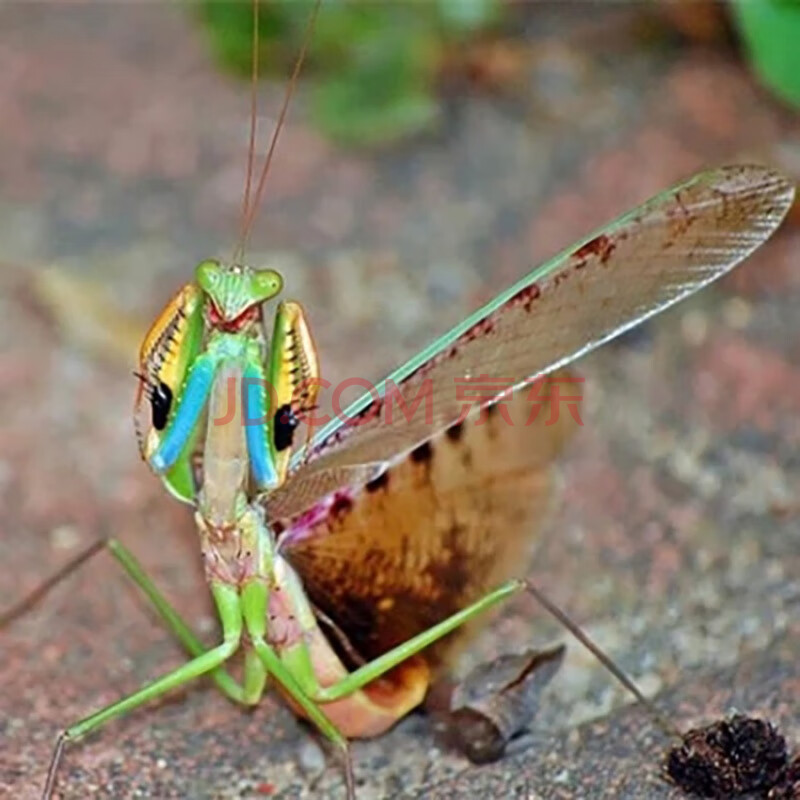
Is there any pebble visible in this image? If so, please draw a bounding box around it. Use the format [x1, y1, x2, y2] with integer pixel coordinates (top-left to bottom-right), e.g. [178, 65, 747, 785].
[50, 524, 81, 551]
[298, 739, 325, 775]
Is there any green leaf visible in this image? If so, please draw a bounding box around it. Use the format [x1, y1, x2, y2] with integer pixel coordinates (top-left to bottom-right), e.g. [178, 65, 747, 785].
[193, 0, 504, 144]
[311, 72, 440, 146]
[436, 0, 499, 34]
[731, 0, 800, 107]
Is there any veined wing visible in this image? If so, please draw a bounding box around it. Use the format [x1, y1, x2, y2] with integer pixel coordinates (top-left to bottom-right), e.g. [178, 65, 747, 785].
[271, 165, 793, 519]
[278, 382, 581, 668]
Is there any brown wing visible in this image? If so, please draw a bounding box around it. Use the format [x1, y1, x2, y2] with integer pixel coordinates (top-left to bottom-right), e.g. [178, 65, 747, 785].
[277, 375, 582, 670]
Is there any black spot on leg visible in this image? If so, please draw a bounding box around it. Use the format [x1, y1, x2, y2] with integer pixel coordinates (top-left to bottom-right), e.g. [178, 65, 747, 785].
[151, 382, 173, 430]
[273, 404, 299, 452]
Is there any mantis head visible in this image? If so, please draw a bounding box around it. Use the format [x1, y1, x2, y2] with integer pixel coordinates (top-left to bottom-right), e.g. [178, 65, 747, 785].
[195, 259, 283, 333]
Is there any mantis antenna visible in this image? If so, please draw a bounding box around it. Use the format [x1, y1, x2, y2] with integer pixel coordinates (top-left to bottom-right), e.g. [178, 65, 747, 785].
[233, 0, 323, 265]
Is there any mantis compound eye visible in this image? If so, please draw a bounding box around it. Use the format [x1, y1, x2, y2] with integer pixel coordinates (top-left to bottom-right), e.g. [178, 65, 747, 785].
[250, 268, 283, 302]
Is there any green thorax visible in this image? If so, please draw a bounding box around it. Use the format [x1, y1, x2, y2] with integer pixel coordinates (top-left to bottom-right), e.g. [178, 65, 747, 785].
[198, 332, 266, 524]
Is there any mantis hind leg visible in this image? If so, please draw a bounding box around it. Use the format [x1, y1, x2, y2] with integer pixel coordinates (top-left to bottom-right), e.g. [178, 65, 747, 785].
[0, 537, 106, 629]
[284, 577, 677, 739]
[240, 582, 355, 799]
[1, 537, 250, 704]
[43, 583, 243, 800]
[251, 636, 356, 800]
[292, 580, 524, 704]
[242, 581, 523, 800]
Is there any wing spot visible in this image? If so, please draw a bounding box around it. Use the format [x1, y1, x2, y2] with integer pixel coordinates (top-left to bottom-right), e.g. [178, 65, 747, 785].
[329, 493, 354, 518]
[410, 441, 433, 463]
[573, 233, 616, 265]
[504, 283, 541, 314]
[366, 471, 390, 492]
[445, 421, 464, 442]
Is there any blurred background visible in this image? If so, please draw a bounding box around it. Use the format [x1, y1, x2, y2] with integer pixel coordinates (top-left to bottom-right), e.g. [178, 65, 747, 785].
[0, 2, 798, 798]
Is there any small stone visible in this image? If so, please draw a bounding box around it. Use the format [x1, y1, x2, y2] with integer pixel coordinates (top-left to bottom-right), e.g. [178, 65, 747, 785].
[298, 738, 326, 775]
[681, 309, 708, 347]
[49, 525, 81, 551]
[722, 297, 752, 330]
[552, 768, 571, 784]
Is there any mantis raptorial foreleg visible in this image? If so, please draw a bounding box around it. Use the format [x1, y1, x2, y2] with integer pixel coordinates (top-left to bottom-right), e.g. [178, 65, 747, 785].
[274, 575, 679, 740]
[0, 538, 251, 704]
[44, 583, 245, 798]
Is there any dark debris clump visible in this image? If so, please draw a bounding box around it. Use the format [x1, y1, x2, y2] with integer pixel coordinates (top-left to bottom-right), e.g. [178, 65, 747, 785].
[431, 645, 565, 765]
[665, 714, 788, 798]
[767, 754, 800, 800]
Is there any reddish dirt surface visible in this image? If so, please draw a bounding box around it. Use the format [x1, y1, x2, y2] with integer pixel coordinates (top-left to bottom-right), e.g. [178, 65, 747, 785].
[0, 3, 798, 799]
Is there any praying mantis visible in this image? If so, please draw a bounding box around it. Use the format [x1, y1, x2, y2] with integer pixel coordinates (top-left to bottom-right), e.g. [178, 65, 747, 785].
[0, 2, 796, 799]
